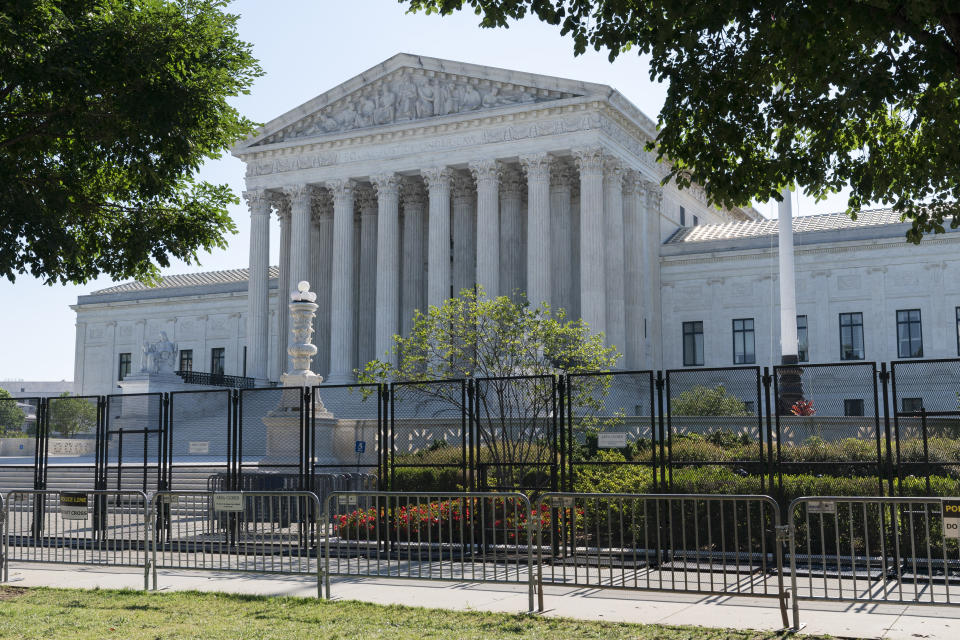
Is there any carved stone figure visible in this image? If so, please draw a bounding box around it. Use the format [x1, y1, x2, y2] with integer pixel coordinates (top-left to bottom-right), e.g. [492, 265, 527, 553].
[434, 80, 453, 116]
[141, 331, 178, 375]
[416, 78, 436, 119]
[395, 81, 417, 121]
[354, 95, 375, 128]
[458, 83, 482, 111]
[374, 85, 396, 124]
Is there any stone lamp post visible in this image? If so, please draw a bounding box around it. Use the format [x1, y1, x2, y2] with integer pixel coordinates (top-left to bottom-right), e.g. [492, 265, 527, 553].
[281, 281, 322, 388]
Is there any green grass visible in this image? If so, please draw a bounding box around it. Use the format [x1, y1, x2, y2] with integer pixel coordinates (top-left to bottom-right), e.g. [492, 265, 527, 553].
[0, 586, 833, 640]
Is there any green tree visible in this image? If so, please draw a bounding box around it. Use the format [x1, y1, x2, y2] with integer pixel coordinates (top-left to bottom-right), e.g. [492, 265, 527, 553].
[48, 393, 97, 438]
[0, 388, 27, 435]
[670, 385, 750, 417]
[1, 0, 262, 284]
[359, 288, 619, 490]
[406, 0, 960, 242]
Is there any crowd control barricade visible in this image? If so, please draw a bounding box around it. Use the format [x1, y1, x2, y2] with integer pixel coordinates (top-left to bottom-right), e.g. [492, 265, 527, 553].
[323, 491, 535, 611]
[533, 492, 788, 623]
[788, 496, 960, 629]
[2, 489, 149, 586]
[149, 490, 322, 596]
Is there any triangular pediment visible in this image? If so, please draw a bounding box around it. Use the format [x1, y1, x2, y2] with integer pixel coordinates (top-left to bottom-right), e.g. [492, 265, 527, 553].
[238, 54, 606, 150]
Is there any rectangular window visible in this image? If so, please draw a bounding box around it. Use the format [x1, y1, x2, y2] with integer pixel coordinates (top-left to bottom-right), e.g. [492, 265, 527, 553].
[679, 206, 686, 226]
[902, 398, 924, 413]
[117, 353, 131, 381]
[243, 346, 248, 378]
[896, 309, 923, 358]
[210, 348, 225, 376]
[797, 315, 809, 362]
[732, 318, 756, 364]
[178, 349, 193, 373]
[844, 399, 865, 417]
[693, 215, 699, 227]
[682, 321, 704, 366]
[839, 312, 865, 360]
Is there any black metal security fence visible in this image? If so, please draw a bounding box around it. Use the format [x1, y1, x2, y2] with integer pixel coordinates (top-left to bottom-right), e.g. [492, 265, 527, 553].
[2, 357, 960, 498]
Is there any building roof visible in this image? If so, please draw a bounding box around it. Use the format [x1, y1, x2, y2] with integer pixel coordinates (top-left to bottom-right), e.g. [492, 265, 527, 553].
[665, 208, 904, 245]
[90, 266, 280, 295]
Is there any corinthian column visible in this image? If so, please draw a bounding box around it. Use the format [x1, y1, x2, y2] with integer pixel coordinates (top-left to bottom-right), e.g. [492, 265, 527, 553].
[644, 183, 664, 368]
[603, 158, 626, 365]
[285, 184, 314, 293]
[326, 179, 356, 384]
[422, 167, 453, 309]
[520, 153, 552, 308]
[274, 197, 292, 378]
[357, 185, 378, 368]
[549, 162, 574, 313]
[373, 173, 401, 364]
[499, 165, 524, 300]
[468, 160, 500, 297]
[243, 190, 270, 382]
[451, 172, 476, 298]
[622, 171, 643, 370]
[573, 147, 606, 337]
[400, 177, 427, 336]
[311, 190, 333, 378]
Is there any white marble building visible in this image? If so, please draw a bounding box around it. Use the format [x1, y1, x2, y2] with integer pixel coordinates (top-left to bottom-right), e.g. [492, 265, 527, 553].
[71, 55, 960, 397]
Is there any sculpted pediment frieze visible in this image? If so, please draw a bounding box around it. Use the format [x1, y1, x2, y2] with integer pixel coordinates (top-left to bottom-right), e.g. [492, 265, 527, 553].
[251, 68, 580, 146]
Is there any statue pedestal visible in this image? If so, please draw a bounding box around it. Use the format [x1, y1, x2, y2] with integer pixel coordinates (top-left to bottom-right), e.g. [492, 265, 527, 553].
[260, 389, 339, 467]
[118, 371, 186, 395]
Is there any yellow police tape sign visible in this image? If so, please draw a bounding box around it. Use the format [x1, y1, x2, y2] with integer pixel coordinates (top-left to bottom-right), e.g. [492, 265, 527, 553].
[60, 492, 89, 521]
[943, 500, 960, 540]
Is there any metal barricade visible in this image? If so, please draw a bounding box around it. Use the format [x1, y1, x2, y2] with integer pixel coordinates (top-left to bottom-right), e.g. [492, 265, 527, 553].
[323, 491, 535, 610]
[533, 492, 788, 622]
[149, 491, 322, 596]
[788, 496, 960, 628]
[2, 489, 150, 586]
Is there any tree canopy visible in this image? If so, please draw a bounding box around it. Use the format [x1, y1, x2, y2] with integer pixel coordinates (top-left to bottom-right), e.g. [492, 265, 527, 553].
[406, 0, 960, 242]
[48, 392, 98, 437]
[0, 388, 27, 435]
[1, 0, 262, 284]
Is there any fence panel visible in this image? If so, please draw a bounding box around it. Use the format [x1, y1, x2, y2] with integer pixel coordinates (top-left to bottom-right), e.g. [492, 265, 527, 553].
[38, 395, 102, 492]
[890, 359, 960, 494]
[168, 389, 233, 492]
[104, 394, 165, 494]
[788, 496, 960, 628]
[322, 490, 534, 610]
[773, 362, 888, 499]
[390, 380, 468, 491]
[309, 384, 381, 476]
[3, 489, 149, 583]
[150, 490, 321, 595]
[0, 396, 43, 492]
[665, 367, 767, 492]
[533, 492, 786, 620]
[237, 388, 300, 490]
[567, 371, 658, 492]
[473, 376, 558, 493]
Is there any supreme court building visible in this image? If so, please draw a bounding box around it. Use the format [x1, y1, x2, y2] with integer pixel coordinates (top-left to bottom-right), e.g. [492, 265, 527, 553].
[72, 54, 960, 396]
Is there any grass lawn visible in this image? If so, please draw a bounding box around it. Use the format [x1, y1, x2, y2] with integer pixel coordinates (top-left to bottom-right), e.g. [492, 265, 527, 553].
[0, 586, 833, 640]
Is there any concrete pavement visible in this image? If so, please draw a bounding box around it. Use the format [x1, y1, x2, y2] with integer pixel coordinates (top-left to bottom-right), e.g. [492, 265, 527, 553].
[2, 562, 959, 639]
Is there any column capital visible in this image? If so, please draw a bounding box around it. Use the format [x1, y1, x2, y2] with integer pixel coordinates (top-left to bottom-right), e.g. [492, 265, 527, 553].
[355, 184, 377, 216]
[371, 172, 401, 197]
[622, 169, 640, 196]
[550, 161, 575, 190]
[603, 157, 624, 187]
[572, 147, 604, 175]
[499, 164, 523, 198]
[468, 159, 501, 186]
[421, 166, 453, 190]
[519, 153, 553, 183]
[400, 176, 427, 207]
[325, 178, 356, 199]
[310, 188, 333, 223]
[644, 181, 663, 209]
[243, 189, 271, 213]
[271, 193, 291, 221]
[451, 172, 475, 205]
[282, 183, 315, 209]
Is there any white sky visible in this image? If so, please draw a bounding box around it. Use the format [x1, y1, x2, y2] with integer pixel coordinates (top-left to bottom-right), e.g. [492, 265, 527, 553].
[0, 0, 853, 381]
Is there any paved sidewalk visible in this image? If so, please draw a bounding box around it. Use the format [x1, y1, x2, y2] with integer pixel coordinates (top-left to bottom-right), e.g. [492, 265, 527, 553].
[3, 563, 959, 639]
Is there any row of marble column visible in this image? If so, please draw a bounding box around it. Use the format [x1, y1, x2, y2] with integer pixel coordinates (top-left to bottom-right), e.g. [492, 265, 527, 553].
[243, 148, 663, 384]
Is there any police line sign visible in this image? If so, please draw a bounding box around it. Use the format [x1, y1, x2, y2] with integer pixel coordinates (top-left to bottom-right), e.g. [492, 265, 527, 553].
[944, 500, 960, 539]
